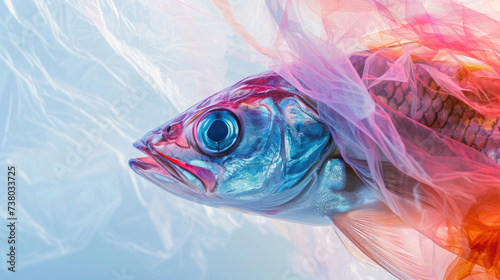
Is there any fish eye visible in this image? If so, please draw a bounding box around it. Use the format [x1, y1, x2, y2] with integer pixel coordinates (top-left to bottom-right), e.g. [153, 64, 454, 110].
[197, 110, 240, 154]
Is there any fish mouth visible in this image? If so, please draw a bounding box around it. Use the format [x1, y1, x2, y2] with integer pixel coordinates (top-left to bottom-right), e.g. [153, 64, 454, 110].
[129, 140, 216, 195]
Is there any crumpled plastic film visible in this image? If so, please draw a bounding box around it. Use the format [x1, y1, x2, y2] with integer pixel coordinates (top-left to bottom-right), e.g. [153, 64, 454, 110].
[8, 0, 498, 279]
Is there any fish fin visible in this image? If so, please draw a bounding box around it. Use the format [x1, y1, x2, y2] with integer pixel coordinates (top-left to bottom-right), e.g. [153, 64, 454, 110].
[331, 202, 448, 280]
[379, 163, 500, 279]
[334, 226, 380, 270]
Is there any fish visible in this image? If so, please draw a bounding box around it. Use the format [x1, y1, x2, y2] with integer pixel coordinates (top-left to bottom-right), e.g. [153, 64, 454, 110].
[129, 50, 500, 279]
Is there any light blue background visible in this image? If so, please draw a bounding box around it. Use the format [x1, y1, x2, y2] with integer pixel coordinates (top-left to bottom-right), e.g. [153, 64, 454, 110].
[0, 1, 298, 279]
[0, 1, 394, 279]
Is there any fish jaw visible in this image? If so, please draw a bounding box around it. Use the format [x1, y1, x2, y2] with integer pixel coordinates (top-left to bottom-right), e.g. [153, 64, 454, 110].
[129, 139, 216, 197]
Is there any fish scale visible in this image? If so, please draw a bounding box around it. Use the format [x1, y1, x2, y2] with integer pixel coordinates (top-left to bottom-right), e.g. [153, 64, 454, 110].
[350, 54, 500, 164]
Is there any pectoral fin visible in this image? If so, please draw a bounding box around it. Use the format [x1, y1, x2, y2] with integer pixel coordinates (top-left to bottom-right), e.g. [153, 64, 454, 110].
[331, 202, 451, 280]
[377, 162, 500, 279]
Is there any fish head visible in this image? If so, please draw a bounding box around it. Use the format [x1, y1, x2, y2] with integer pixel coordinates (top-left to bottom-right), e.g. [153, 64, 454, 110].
[130, 72, 352, 222]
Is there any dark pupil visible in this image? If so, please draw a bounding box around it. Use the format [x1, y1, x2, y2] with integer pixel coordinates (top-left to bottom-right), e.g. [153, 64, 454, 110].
[207, 120, 228, 142]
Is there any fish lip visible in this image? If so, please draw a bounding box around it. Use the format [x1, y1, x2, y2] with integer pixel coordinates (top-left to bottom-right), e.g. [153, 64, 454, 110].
[130, 140, 206, 194]
[129, 156, 177, 185]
